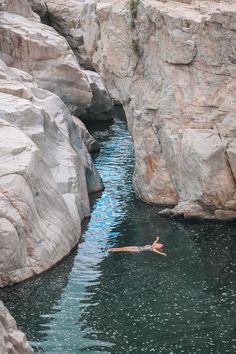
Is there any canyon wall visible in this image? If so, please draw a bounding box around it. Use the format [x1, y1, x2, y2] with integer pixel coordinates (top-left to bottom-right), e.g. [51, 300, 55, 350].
[26, 0, 236, 219]
[0, 0, 107, 288]
[80, 0, 236, 219]
[0, 59, 103, 287]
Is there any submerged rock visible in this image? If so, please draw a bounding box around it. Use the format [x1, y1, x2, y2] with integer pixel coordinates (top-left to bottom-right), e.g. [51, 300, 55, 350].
[0, 301, 33, 354]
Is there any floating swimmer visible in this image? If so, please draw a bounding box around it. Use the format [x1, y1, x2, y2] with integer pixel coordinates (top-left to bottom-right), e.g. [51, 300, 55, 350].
[107, 236, 167, 256]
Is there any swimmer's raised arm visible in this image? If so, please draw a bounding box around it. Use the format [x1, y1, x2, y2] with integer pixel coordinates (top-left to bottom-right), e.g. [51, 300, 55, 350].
[151, 236, 160, 247]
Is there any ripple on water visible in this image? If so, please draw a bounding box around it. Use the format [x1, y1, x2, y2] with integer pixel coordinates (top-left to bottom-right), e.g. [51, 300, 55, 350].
[0, 109, 236, 354]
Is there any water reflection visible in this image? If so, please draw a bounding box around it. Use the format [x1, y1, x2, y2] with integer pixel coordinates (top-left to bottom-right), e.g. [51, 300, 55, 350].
[0, 108, 235, 353]
[0, 250, 77, 348]
[81, 220, 236, 353]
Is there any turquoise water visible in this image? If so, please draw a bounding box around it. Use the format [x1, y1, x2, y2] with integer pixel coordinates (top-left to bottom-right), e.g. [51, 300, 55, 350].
[0, 108, 236, 353]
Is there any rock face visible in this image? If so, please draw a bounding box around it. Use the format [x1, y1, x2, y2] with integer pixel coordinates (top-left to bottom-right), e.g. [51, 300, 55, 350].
[82, 70, 114, 121]
[0, 0, 92, 115]
[0, 301, 33, 354]
[26, 0, 114, 121]
[0, 58, 103, 287]
[29, 0, 93, 69]
[79, 0, 236, 219]
[71, 116, 100, 152]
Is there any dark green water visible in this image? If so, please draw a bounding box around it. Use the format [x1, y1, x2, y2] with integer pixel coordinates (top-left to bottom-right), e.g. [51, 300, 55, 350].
[1, 109, 236, 354]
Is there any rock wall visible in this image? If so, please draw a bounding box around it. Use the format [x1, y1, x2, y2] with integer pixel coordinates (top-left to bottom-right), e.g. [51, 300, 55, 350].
[29, 0, 93, 69]
[0, 0, 113, 120]
[79, 0, 236, 219]
[0, 59, 103, 287]
[0, 0, 114, 288]
[0, 0, 92, 116]
[25, 0, 236, 219]
[0, 301, 33, 354]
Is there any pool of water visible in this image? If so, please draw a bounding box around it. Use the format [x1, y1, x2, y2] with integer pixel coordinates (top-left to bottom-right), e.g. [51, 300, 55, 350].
[1, 108, 236, 354]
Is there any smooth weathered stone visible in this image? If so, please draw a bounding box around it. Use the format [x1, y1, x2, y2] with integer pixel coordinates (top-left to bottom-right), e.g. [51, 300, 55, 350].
[28, 0, 93, 69]
[71, 116, 100, 152]
[179, 129, 235, 209]
[0, 0, 92, 115]
[0, 301, 33, 354]
[0, 60, 103, 286]
[27, 0, 47, 18]
[27, 0, 114, 121]
[0, 59, 103, 217]
[0, 0, 33, 17]
[0, 119, 77, 286]
[81, 70, 114, 121]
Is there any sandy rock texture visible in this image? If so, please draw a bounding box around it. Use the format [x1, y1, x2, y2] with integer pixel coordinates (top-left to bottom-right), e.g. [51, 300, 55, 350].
[0, 0, 92, 115]
[0, 59, 103, 287]
[78, 0, 236, 219]
[0, 301, 33, 354]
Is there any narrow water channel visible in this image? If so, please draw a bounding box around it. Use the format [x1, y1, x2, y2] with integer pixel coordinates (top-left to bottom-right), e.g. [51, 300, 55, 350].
[1, 109, 236, 354]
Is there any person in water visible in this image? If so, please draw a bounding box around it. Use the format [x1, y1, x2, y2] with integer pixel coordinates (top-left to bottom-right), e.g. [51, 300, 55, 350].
[107, 236, 167, 256]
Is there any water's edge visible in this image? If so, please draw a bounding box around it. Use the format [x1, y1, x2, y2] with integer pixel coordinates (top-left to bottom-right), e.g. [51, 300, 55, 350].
[0, 110, 236, 354]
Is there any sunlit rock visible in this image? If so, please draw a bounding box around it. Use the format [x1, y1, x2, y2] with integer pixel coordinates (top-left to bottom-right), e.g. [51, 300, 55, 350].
[28, 0, 93, 69]
[27, 0, 114, 121]
[80, 0, 236, 219]
[0, 0, 92, 115]
[0, 60, 103, 286]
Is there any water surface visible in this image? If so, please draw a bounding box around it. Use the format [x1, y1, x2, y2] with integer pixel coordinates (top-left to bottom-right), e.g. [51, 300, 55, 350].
[1, 108, 236, 354]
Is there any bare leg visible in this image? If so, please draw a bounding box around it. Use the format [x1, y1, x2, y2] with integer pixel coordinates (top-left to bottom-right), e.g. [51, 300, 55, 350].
[107, 246, 139, 253]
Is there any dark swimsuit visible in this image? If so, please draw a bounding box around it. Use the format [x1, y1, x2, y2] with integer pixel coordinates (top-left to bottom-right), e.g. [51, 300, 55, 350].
[136, 245, 152, 252]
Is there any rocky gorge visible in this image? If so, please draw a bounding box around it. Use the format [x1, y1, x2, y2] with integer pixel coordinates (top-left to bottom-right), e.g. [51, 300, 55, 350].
[0, 0, 236, 352]
[29, 0, 236, 220]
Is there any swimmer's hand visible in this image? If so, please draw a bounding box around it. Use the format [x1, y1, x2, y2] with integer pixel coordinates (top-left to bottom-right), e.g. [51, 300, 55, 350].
[153, 250, 167, 256]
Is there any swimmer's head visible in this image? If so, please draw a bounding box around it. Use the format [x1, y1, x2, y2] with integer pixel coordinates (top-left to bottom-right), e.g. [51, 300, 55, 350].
[156, 243, 164, 250]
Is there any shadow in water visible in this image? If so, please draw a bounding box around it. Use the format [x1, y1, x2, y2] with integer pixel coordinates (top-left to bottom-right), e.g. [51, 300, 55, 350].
[0, 249, 77, 347]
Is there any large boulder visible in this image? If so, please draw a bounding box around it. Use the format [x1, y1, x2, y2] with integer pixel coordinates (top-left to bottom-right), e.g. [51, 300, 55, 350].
[0, 301, 33, 354]
[80, 0, 236, 219]
[71, 116, 100, 153]
[28, 0, 93, 69]
[0, 60, 103, 286]
[0, 0, 92, 115]
[26, 0, 114, 121]
[82, 70, 114, 121]
[0, 119, 79, 286]
[0, 0, 33, 17]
